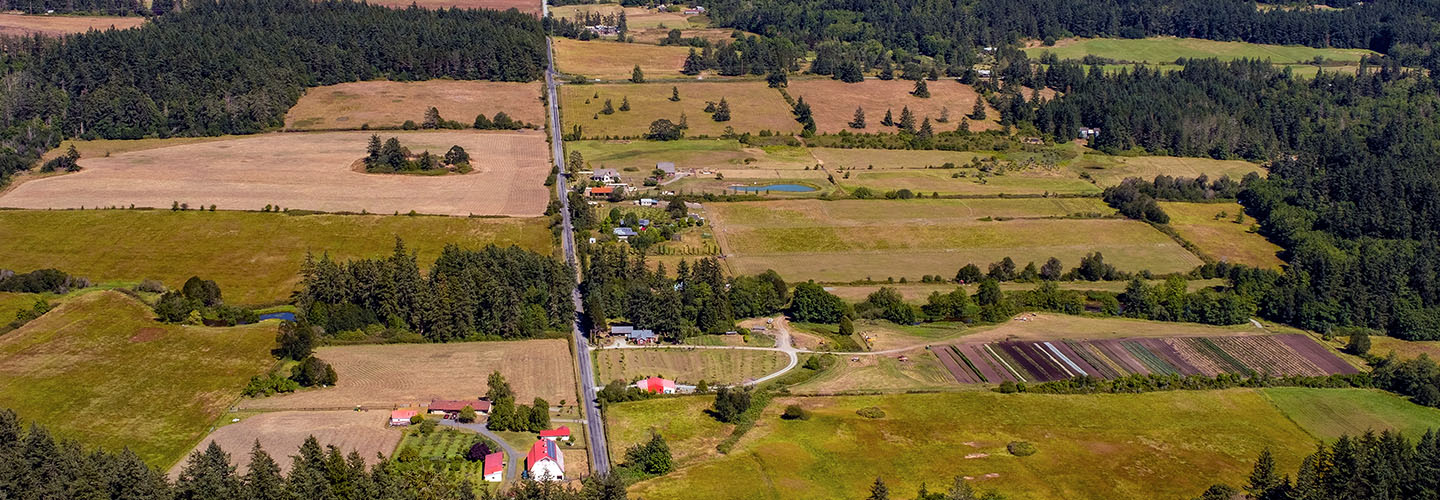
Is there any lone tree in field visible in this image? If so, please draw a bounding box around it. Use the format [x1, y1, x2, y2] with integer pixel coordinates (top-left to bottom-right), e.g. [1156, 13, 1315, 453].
[422, 106, 442, 129]
[881, 108, 894, 126]
[631, 65, 645, 83]
[969, 98, 987, 120]
[712, 98, 731, 122]
[646, 118, 683, 141]
[912, 79, 930, 98]
[669, 86, 680, 101]
[444, 145, 469, 166]
[938, 106, 950, 123]
[849, 106, 866, 129]
[601, 98, 615, 115]
[898, 106, 916, 133]
[793, 97, 815, 133]
[620, 96, 631, 111]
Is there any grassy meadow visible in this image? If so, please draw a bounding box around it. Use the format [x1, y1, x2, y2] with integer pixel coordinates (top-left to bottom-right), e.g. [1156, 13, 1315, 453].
[790, 351, 957, 394]
[0, 292, 42, 326]
[1024, 37, 1375, 65]
[594, 348, 789, 385]
[561, 81, 798, 138]
[1159, 201, 1284, 269]
[1367, 336, 1440, 361]
[1262, 388, 1440, 441]
[786, 78, 1001, 133]
[605, 395, 732, 468]
[1069, 154, 1265, 186]
[284, 80, 544, 131]
[0, 210, 552, 305]
[0, 291, 277, 467]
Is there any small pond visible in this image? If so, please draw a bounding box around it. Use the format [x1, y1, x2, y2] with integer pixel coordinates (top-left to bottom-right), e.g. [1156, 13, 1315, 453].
[730, 184, 817, 193]
[258, 311, 296, 322]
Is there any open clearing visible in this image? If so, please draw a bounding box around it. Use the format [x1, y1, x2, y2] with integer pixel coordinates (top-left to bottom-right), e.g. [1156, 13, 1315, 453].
[238, 339, 577, 410]
[554, 38, 695, 80]
[1159, 201, 1284, 269]
[0, 210, 550, 305]
[561, 81, 797, 138]
[1367, 336, 1440, 361]
[790, 351, 956, 395]
[170, 410, 400, 476]
[0, 130, 550, 216]
[707, 199, 1199, 282]
[594, 348, 789, 385]
[627, 389, 1435, 500]
[814, 147, 1101, 196]
[284, 80, 544, 131]
[787, 78, 999, 134]
[1070, 153, 1265, 186]
[0, 12, 144, 36]
[549, 4, 700, 29]
[605, 396, 732, 468]
[0, 291, 276, 467]
[367, 0, 540, 14]
[1024, 37, 1375, 64]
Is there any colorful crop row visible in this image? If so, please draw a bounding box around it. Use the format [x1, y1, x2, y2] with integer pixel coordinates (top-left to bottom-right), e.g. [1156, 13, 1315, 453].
[935, 334, 1357, 384]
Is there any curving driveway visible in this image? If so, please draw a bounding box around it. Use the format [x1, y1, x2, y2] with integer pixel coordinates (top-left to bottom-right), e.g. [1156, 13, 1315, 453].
[438, 419, 519, 486]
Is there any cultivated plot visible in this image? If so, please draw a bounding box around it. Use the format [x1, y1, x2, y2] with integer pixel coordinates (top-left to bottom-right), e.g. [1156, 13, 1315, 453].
[1263, 387, 1440, 441]
[1159, 201, 1283, 269]
[0, 291, 276, 467]
[1024, 37, 1375, 65]
[553, 38, 694, 80]
[561, 81, 798, 138]
[238, 340, 578, 410]
[171, 410, 401, 476]
[0, 130, 551, 216]
[787, 78, 999, 134]
[285, 80, 544, 131]
[1070, 154, 1265, 186]
[0, 210, 551, 305]
[0, 12, 144, 36]
[594, 348, 789, 385]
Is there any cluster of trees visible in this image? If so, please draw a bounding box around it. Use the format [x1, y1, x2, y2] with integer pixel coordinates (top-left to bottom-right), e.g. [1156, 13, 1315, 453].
[246, 320, 337, 396]
[863, 475, 1005, 500]
[363, 136, 470, 173]
[471, 111, 525, 130]
[711, 386, 753, 423]
[482, 372, 551, 433]
[0, 0, 544, 186]
[1201, 430, 1440, 500]
[297, 239, 574, 342]
[787, 281, 848, 324]
[1103, 175, 1250, 223]
[0, 268, 88, 294]
[677, 37, 804, 77]
[956, 254, 1122, 284]
[619, 431, 674, 478]
[0, 408, 634, 500]
[1369, 353, 1440, 408]
[581, 246, 788, 340]
[153, 276, 258, 326]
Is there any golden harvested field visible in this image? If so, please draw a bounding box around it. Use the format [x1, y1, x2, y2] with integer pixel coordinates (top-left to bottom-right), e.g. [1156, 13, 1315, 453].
[791, 351, 957, 395]
[238, 339, 578, 410]
[0, 130, 551, 216]
[707, 199, 1200, 281]
[369, 0, 540, 14]
[1071, 154, 1265, 186]
[285, 80, 544, 131]
[787, 78, 999, 134]
[0, 12, 144, 36]
[561, 81, 798, 138]
[0, 291, 277, 467]
[569, 139, 813, 177]
[554, 38, 694, 80]
[169, 410, 401, 476]
[839, 168, 1099, 196]
[0, 210, 551, 305]
[549, 4, 700, 29]
[629, 28, 736, 45]
[1159, 201, 1284, 269]
[594, 348, 789, 385]
[1368, 336, 1440, 361]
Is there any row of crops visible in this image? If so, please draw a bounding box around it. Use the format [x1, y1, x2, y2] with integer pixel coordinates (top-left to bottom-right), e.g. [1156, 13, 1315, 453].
[933, 334, 1357, 384]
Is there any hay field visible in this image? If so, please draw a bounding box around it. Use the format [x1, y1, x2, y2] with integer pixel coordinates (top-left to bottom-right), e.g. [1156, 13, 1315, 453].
[839, 169, 1099, 196]
[549, 4, 699, 29]
[285, 80, 544, 131]
[1159, 201, 1284, 269]
[170, 410, 400, 476]
[554, 38, 694, 80]
[0, 291, 277, 467]
[787, 78, 999, 134]
[238, 339, 577, 410]
[569, 139, 813, 173]
[0, 210, 551, 305]
[1367, 336, 1440, 361]
[0, 12, 144, 36]
[790, 352, 956, 395]
[561, 81, 796, 138]
[1071, 154, 1265, 186]
[1024, 37, 1374, 64]
[624, 389, 1438, 500]
[1263, 388, 1440, 441]
[370, 0, 540, 14]
[605, 396, 732, 468]
[707, 199, 1199, 281]
[630, 27, 735, 45]
[0, 130, 551, 216]
[594, 348, 789, 385]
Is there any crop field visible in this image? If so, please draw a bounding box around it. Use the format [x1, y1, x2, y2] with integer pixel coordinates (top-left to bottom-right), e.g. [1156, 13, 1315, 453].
[626, 389, 1439, 500]
[284, 80, 544, 131]
[707, 199, 1199, 281]
[0, 210, 551, 305]
[170, 410, 400, 476]
[786, 78, 999, 134]
[1367, 336, 1440, 361]
[594, 348, 789, 385]
[789, 352, 956, 395]
[561, 81, 798, 138]
[394, 427, 491, 480]
[238, 339, 577, 410]
[0, 12, 145, 36]
[549, 4, 700, 29]
[0, 291, 277, 467]
[629, 27, 736, 45]
[1070, 153, 1265, 186]
[553, 38, 695, 80]
[1159, 201, 1284, 269]
[0, 130, 552, 216]
[965, 313, 1310, 343]
[368, 0, 541, 14]
[942, 334, 1356, 384]
[1023, 37, 1375, 64]
[605, 396, 733, 467]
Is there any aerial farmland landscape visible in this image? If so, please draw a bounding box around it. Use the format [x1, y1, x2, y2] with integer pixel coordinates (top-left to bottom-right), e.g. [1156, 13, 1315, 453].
[2, 0, 1440, 499]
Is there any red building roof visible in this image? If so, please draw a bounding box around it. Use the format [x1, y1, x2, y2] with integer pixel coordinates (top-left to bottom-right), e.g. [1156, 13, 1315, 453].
[527, 439, 561, 467]
[638, 377, 676, 393]
[390, 409, 418, 420]
[483, 452, 504, 475]
[539, 426, 571, 438]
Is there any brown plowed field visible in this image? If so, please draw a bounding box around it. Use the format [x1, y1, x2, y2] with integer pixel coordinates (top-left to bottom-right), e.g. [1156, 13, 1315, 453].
[285, 80, 544, 131]
[0, 13, 144, 36]
[238, 340, 577, 410]
[786, 78, 1000, 134]
[168, 410, 401, 477]
[0, 130, 550, 216]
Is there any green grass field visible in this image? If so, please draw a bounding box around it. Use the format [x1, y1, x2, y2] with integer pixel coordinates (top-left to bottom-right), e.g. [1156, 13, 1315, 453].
[790, 350, 957, 394]
[625, 389, 1435, 500]
[0, 210, 552, 305]
[1263, 388, 1440, 441]
[1024, 37, 1375, 65]
[0, 292, 42, 326]
[605, 395, 733, 467]
[708, 199, 1199, 282]
[1159, 201, 1284, 269]
[1069, 154, 1265, 186]
[838, 169, 1100, 196]
[594, 348, 789, 385]
[0, 291, 276, 467]
[561, 81, 798, 139]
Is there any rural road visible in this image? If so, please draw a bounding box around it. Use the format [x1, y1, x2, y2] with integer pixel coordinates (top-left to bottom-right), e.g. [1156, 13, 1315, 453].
[438, 420, 519, 486]
[544, 32, 612, 476]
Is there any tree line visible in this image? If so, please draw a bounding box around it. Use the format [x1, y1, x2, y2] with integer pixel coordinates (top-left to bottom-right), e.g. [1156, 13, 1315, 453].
[1200, 429, 1440, 500]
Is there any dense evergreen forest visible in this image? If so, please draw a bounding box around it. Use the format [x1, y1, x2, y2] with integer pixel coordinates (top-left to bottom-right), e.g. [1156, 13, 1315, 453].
[1201, 430, 1440, 500]
[296, 240, 574, 342]
[0, 0, 545, 187]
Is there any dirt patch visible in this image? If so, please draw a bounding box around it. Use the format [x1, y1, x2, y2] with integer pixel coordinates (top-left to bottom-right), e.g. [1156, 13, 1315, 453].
[0, 13, 145, 36]
[169, 410, 401, 477]
[285, 80, 545, 131]
[129, 327, 164, 343]
[787, 78, 1000, 134]
[0, 130, 550, 216]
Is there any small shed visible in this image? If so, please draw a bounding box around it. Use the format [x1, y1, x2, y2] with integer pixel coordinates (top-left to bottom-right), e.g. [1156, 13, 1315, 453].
[656, 162, 677, 175]
[614, 227, 638, 240]
[389, 409, 419, 426]
[636, 198, 659, 207]
[539, 426, 572, 442]
[610, 325, 634, 336]
[483, 452, 504, 482]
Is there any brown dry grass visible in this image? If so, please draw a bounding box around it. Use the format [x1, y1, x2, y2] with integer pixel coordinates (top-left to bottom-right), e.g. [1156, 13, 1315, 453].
[285, 80, 544, 131]
[368, 0, 540, 15]
[787, 78, 1000, 134]
[0, 12, 144, 36]
[629, 28, 737, 45]
[168, 410, 401, 477]
[553, 38, 694, 80]
[548, 4, 698, 29]
[238, 339, 578, 410]
[0, 130, 551, 216]
[1159, 201, 1284, 269]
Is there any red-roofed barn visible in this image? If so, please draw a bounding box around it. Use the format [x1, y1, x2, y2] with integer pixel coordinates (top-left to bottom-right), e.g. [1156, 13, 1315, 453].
[634, 377, 677, 394]
[539, 426, 571, 441]
[526, 439, 565, 481]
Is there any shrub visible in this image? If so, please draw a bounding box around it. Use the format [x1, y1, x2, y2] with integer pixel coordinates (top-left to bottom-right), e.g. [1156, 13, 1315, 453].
[242, 374, 299, 397]
[1007, 441, 1037, 456]
[459, 405, 477, 423]
[465, 441, 492, 461]
[856, 406, 885, 419]
[135, 279, 166, 293]
[781, 405, 810, 420]
[998, 380, 1019, 393]
[1346, 331, 1373, 355]
[291, 356, 338, 387]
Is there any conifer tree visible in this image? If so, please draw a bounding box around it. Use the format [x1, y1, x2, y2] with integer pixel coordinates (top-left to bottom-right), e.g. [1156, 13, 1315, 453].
[631, 65, 645, 83]
[849, 106, 866, 129]
[912, 79, 930, 98]
[881, 109, 894, 126]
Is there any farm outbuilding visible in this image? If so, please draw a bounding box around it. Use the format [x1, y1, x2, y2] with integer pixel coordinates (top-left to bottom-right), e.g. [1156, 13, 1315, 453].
[626, 329, 657, 344]
[428, 399, 492, 418]
[592, 168, 621, 183]
[634, 377, 677, 394]
[526, 439, 566, 481]
[656, 162, 676, 175]
[483, 452, 504, 482]
[389, 409, 418, 426]
[539, 426, 571, 441]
